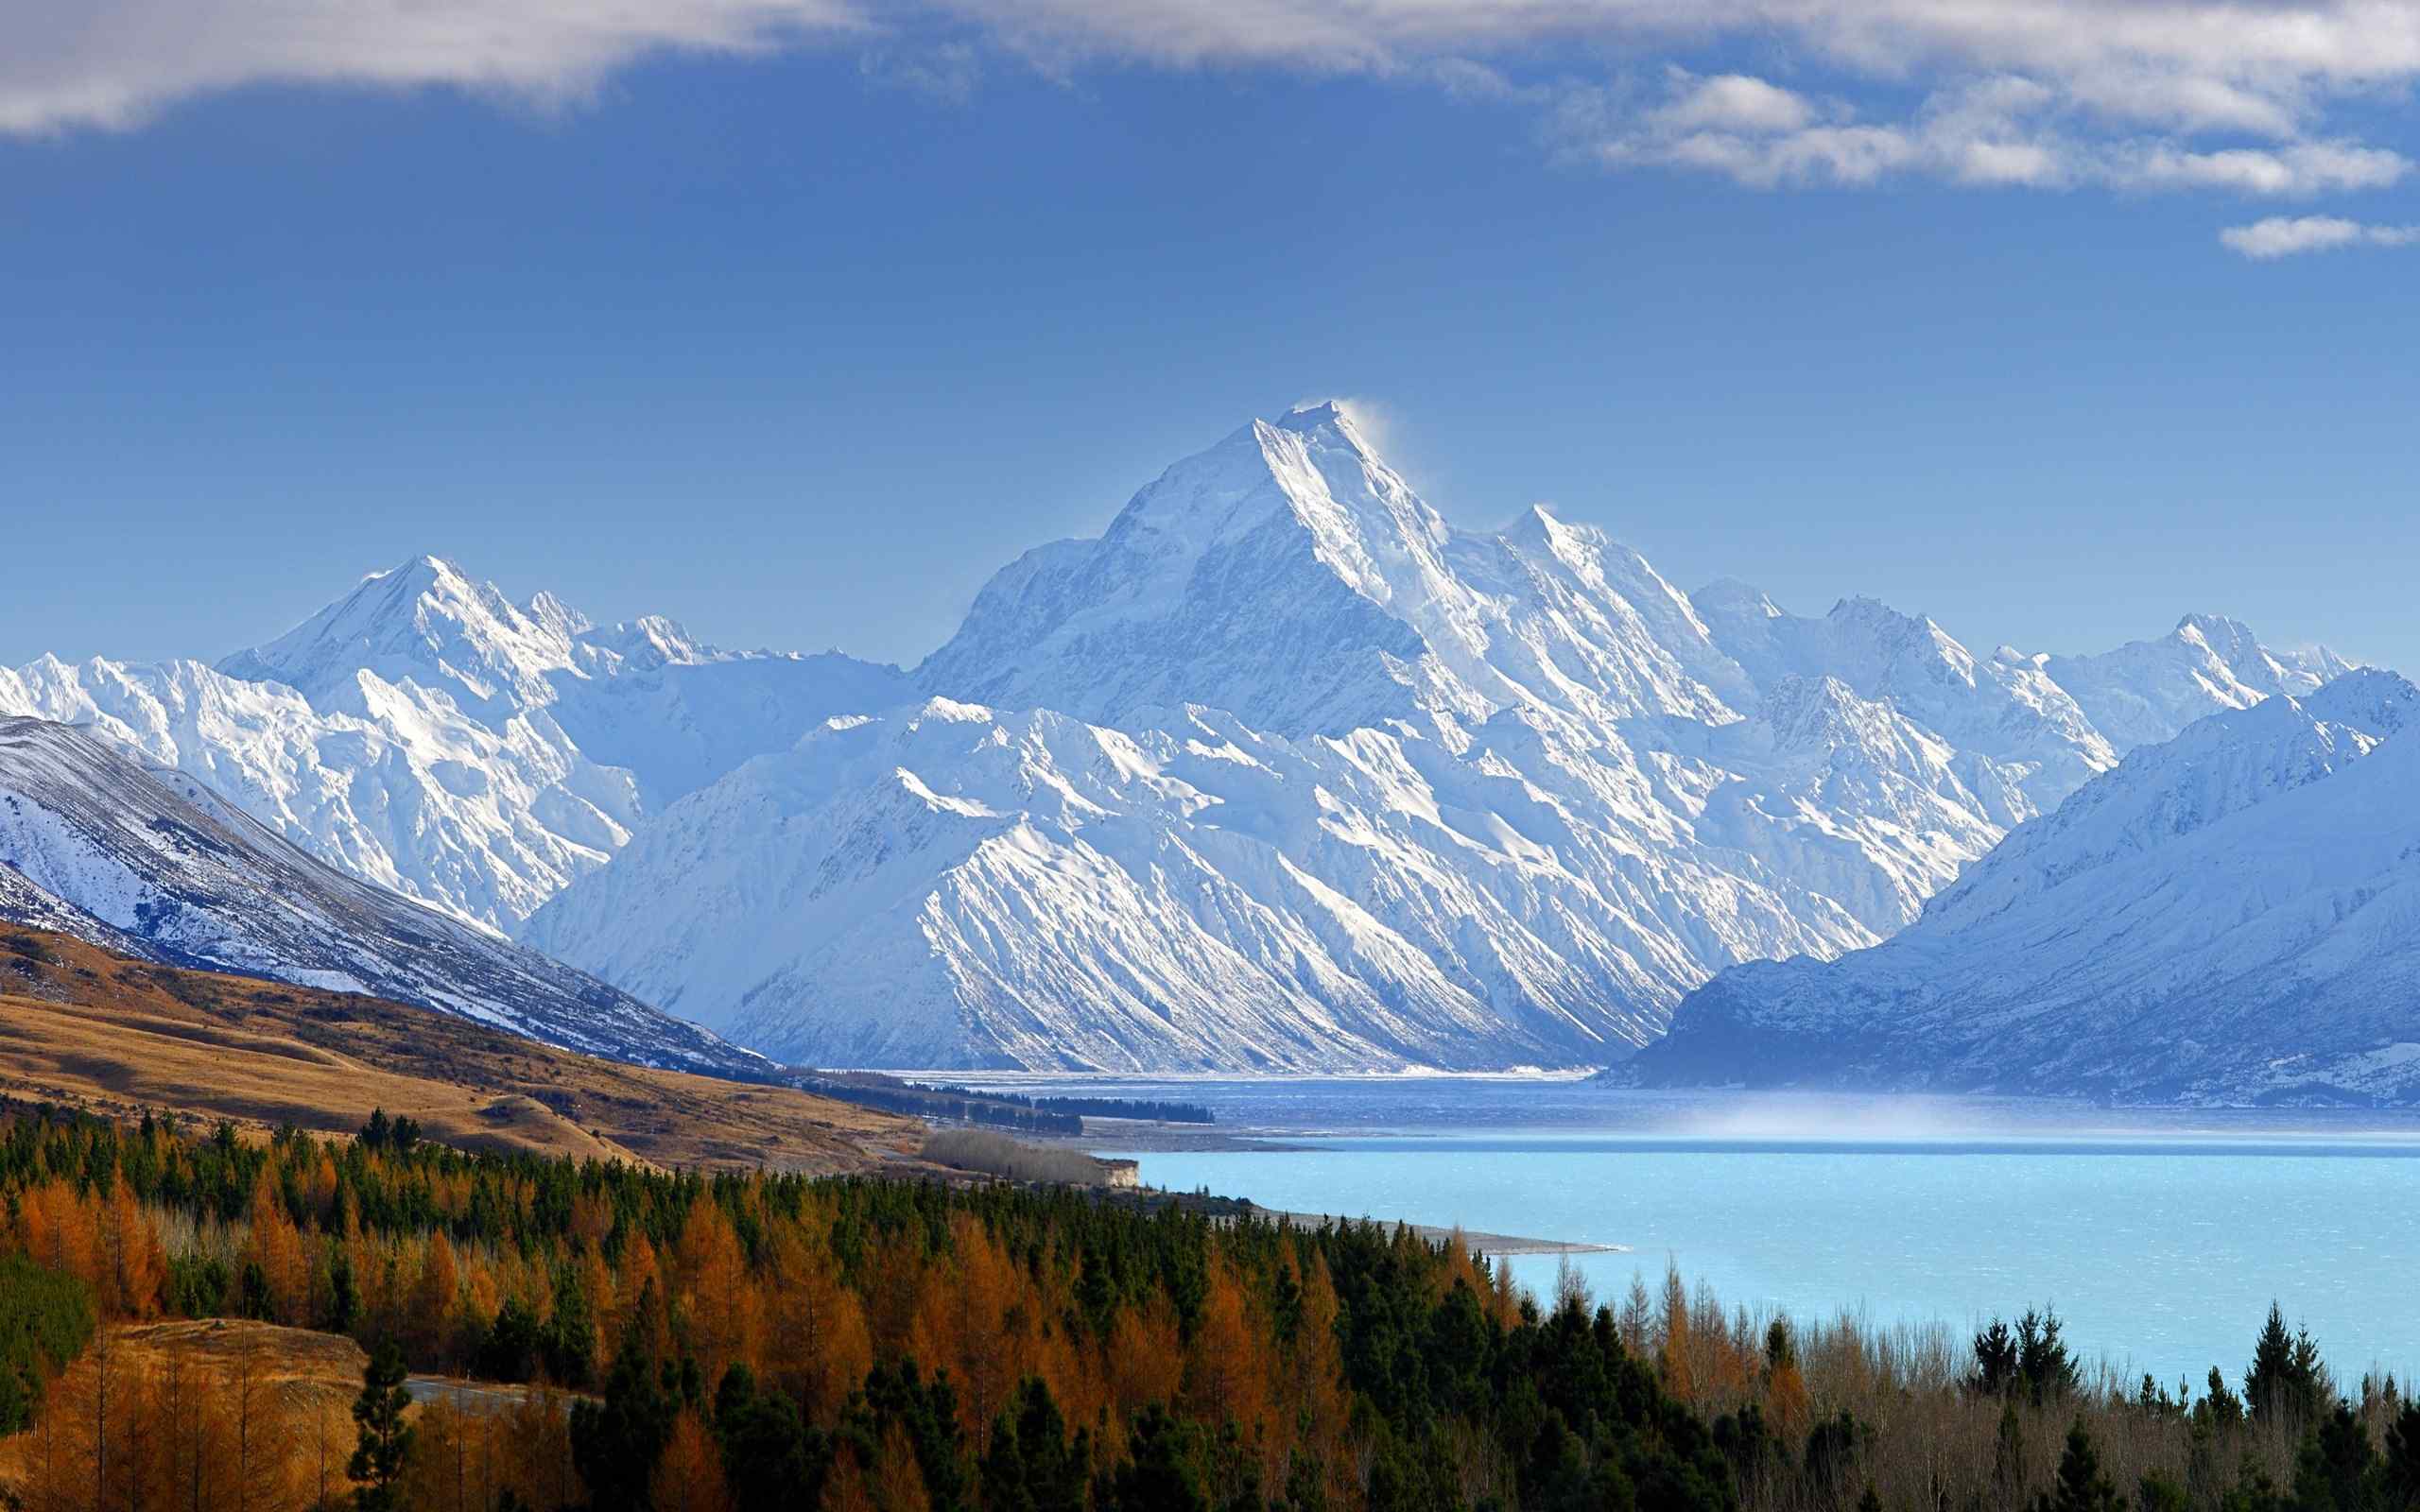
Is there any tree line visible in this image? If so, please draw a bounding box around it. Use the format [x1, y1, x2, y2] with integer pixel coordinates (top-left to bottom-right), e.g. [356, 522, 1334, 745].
[0, 1098, 2415, 1512]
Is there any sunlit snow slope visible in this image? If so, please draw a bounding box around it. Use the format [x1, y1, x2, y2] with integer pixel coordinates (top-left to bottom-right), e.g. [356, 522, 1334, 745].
[0, 716, 756, 1073]
[1633, 671, 2420, 1103]
[521, 404, 2355, 1071]
[1, 404, 2361, 1074]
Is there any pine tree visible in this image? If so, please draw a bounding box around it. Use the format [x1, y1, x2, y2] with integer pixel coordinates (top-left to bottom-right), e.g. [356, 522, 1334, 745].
[2387, 1402, 2420, 1511]
[2292, 1405, 2377, 1512]
[1975, 1319, 2023, 1398]
[2016, 1309, 2082, 1405]
[2031, 1419, 2125, 1512]
[349, 1338, 416, 1512]
[2246, 1305, 2325, 1425]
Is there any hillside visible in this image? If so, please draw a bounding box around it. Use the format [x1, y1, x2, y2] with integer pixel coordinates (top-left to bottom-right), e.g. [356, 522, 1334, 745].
[1629, 671, 2420, 1104]
[0, 926, 918, 1171]
[0, 716, 757, 1075]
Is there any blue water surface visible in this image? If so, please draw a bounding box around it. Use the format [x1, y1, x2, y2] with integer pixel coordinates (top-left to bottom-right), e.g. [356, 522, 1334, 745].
[965, 1076, 2420, 1389]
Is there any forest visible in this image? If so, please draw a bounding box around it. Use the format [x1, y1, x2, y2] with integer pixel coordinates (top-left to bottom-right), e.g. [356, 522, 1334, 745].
[1, 1098, 2417, 1512]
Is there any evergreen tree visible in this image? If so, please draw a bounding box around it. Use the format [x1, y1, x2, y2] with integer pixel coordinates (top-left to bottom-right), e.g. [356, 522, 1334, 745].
[2201, 1367, 2249, 1434]
[714, 1364, 832, 1512]
[980, 1379, 1089, 1512]
[2140, 1471, 2191, 1512]
[2016, 1310, 2083, 1405]
[347, 1338, 415, 1512]
[2292, 1406, 2378, 1512]
[2247, 1305, 2326, 1425]
[2386, 1402, 2420, 1511]
[1975, 1319, 2022, 1397]
[2032, 1419, 2126, 1512]
[572, 1346, 678, 1512]
[1100, 1405, 1208, 1512]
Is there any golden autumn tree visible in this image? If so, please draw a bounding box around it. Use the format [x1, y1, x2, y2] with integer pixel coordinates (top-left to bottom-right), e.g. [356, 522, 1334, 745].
[1185, 1261, 1271, 1435]
[409, 1231, 465, 1367]
[675, 1195, 759, 1385]
[1107, 1295, 1186, 1426]
[648, 1410, 734, 1512]
[1764, 1318, 1811, 1441]
[98, 1183, 164, 1320]
[763, 1227, 871, 1424]
[869, 1422, 933, 1512]
[225, 1332, 296, 1512]
[153, 1342, 232, 1512]
[243, 1178, 312, 1327]
[13, 1336, 90, 1512]
[907, 1214, 1026, 1448]
[496, 1385, 583, 1512]
[1659, 1263, 1696, 1404]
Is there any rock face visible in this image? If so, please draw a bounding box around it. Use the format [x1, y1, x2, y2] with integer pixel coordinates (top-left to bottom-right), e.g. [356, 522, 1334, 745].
[0, 404, 2364, 1074]
[1631, 671, 2420, 1104]
[0, 715, 756, 1074]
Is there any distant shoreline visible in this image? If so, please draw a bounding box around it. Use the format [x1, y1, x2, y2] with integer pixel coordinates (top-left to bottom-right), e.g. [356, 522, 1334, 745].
[1249, 1205, 1627, 1257]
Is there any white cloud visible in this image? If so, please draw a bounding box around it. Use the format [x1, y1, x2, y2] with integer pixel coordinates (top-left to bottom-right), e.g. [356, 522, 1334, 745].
[1577, 64, 2414, 196]
[1654, 71, 1819, 134]
[2220, 215, 2420, 257]
[2124, 141, 2413, 194]
[0, 0, 864, 135]
[6, 0, 2418, 227]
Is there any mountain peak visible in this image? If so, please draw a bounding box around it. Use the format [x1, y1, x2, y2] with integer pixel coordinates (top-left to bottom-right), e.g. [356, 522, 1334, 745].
[2173, 611, 2262, 658]
[1274, 399, 1352, 434]
[219, 554, 579, 714]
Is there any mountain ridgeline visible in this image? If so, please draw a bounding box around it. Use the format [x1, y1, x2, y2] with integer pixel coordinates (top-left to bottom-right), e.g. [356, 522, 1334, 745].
[1630, 669, 2420, 1104]
[1, 403, 2391, 1086]
[0, 718, 759, 1075]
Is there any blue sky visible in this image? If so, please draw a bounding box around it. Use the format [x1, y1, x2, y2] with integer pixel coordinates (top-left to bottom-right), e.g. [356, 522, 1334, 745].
[4, 2, 2416, 673]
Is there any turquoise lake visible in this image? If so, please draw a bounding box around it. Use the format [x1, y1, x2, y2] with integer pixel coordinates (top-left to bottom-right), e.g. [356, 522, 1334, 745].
[967, 1076, 2420, 1391]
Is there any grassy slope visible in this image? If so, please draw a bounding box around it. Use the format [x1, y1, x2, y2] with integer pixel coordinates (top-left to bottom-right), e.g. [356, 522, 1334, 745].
[0, 927, 919, 1173]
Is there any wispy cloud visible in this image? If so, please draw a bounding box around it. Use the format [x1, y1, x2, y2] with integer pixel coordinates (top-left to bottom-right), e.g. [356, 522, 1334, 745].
[0, 0, 865, 135]
[2220, 215, 2420, 258]
[8, 0, 2419, 227]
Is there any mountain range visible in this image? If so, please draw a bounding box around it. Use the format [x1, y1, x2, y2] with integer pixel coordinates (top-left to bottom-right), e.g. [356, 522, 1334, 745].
[0, 717, 755, 1073]
[1631, 669, 2420, 1104]
[0, 403, 2374, 1076]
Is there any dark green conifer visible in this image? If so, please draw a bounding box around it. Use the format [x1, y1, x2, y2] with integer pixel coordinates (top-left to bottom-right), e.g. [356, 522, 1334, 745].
[2031, 1418, 2125, 1512]
[347, 1338, 416, 1512]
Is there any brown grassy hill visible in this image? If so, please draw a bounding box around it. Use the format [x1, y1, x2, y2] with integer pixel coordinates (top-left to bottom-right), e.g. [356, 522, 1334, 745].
[0, 926, 918, 1172]
[0, 1318, 585, 1502]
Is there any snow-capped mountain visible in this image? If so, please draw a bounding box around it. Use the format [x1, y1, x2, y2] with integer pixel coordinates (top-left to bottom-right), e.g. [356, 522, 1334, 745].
[0, 404, 2363, 1074]
[1630, 670, 2420, 1103]
[520, 404, 2357, 1071]
[1689, 583, 2117, 828]
[520, 697, 1876, 1071]
[0, 716, 757, 1074]
[2031, 612, 2352, 754]
[920, 404, 1745, 738]
[0, 558, 907, 931]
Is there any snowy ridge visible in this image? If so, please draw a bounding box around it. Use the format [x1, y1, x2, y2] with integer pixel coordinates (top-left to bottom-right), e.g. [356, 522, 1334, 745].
[526, 404, 2356, 1071]
[1630, 670, 2420, 1103]
[0, 558, 908, 931]
[521, 698, 1878, 1071]
[0, 716, 756, 1074]
[0, 405, 2365, 1074]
